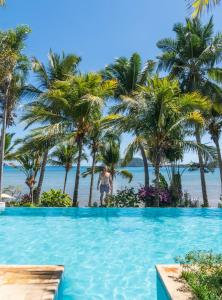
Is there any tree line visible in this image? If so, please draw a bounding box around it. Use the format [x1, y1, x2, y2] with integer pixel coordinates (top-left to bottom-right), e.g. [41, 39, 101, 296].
[0, 16, 222, 207]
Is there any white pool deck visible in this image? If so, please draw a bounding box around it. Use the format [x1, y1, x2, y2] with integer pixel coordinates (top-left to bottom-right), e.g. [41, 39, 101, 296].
[156, 264, 194, 300]
[0, 265, 64, 300]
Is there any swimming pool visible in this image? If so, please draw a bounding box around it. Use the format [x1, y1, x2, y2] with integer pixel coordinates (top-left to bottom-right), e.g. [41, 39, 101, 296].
[0, 208, 221, 299]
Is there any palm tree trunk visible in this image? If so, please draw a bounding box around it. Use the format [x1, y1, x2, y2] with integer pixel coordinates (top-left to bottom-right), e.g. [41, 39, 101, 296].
[72, 139, 83, 206]
[213, 135, 222, 191]
[36, 149, 48, 204]
[63, 168, 69, 193]
[88, 150, 96, 207]
[30, 186, 34, 206]
[110, 170, 114, 195]
[0, 99, 8, 201]
[154, 163, 160, 207]
[195, 127, 209, 207]
[139, 143, 149, 187]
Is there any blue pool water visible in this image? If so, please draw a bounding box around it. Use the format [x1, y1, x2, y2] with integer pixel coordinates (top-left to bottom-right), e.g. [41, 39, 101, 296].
[0, 208, 222, 299]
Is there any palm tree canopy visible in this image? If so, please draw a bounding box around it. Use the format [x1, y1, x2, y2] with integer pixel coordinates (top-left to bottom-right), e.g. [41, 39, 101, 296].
[22, 73, 116, 142]
[82, 138, 133, 182]
[49, 143, 87, 170]
[102, 53, 155, 97]
[15, 152, 41, 179]
[0, 25, 31, 82]
[187, 0, 220, 17]
[118, 76, 214, 165]
[32, 50, 81, 91]
[157, 18, 222, 98]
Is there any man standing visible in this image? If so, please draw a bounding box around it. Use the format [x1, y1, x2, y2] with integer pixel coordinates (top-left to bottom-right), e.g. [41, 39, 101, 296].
[97, 166, 112, 206]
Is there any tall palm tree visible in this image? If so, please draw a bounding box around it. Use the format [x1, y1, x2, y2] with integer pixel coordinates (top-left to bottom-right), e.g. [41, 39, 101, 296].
[157, 18, 222, 207]
[120, 76, 214, 206]
[23, 73, 116, 206]
[207, 113, 222, 189]
[22, 50, 81, 201]
[187, 0, 220, 17]
[86, 116, 119, 206]
[103, 53, 155, 187]
[0, 25, 31, 200]
[49, 143, 87, 193]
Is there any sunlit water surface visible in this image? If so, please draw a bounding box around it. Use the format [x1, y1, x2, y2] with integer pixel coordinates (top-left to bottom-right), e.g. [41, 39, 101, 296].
[0, 208, 221, 299]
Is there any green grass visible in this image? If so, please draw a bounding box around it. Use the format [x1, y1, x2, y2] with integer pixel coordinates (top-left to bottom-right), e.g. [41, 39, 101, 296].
[175, 251, 222, 300]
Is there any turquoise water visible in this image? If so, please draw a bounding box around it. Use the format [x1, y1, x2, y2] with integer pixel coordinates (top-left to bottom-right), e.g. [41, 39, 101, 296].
[0, 208, 222, 299]
[3, 166, 221, 206]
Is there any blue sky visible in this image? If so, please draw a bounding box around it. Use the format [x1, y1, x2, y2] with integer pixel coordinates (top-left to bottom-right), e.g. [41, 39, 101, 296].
[0, 0, 222, 163]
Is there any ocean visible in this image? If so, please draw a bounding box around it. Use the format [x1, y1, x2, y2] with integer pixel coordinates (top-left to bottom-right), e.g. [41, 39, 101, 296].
[2, 166, 221, 207]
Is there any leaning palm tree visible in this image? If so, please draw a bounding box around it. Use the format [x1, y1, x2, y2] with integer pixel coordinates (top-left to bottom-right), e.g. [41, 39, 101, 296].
[103, 53, 155, 187]
[187, 0, 220, 17]
[0, 25, 31, 200]
[49, 143, 87, 193]
[23, 73, 116, 206]
[157, 18, 222, 206]
[22, 50, 81, 201]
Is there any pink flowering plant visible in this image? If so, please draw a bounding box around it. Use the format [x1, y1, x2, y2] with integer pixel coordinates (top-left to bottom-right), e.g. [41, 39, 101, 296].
[138, 186, 171, 207]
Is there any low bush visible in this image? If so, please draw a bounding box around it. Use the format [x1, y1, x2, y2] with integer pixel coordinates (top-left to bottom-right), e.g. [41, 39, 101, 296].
[40, 189, 72, 207]
[105, 187, 142, 207]
[6, 194, 33, 207]
[175, 251, 222, 300]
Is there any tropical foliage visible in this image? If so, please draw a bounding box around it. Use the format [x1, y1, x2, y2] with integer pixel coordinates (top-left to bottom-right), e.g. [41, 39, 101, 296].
[1, 16, 222, 207]
[40, 189, 72, 207]
[176, 251, 222, 300]
[187, 0, 220, 17]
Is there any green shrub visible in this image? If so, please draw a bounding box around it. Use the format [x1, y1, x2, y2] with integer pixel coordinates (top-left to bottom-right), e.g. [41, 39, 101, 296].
[40, 189, 72, 207]
[6, 194, 33, 207]
[175, 251, 222, 300]
[105, 188, 142, 207]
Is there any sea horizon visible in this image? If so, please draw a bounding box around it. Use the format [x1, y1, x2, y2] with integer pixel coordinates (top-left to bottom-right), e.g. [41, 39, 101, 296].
[3, 165, 221, 207]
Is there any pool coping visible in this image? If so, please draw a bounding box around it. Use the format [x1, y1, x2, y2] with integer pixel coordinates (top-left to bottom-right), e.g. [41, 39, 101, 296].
[0, 265, 64, 300]
[156, 264, 194, 300]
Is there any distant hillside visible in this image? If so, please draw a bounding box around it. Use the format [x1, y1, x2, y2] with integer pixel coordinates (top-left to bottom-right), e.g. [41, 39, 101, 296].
[122, 157, 144, 167]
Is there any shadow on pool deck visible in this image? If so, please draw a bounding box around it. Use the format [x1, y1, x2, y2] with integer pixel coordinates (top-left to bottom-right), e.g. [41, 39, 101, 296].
[0, 265, 64, 300]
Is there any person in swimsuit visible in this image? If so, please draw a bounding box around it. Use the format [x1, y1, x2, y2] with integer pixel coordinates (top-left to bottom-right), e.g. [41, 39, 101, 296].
[97, 166, 112, 206]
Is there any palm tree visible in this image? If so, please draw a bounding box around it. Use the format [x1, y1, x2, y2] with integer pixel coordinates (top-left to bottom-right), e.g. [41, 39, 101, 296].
[120, 76, 214, 206]
[207, 113, 222, 189]
[22, 50, 81, 201]
[157, 18, 222, 207]
[0, 25, 31, 200]
[4, 133, 16, 160]
[86, 116, 119, 206]
[49, 143, 87, 193]
[187, 0, 220, 17]
[103, 53, 155, 187]
[23, 73, 116, 206]
[82, 137, 133, 198]
[122, 136, 150, 187]
[15, 152, 41, 205]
